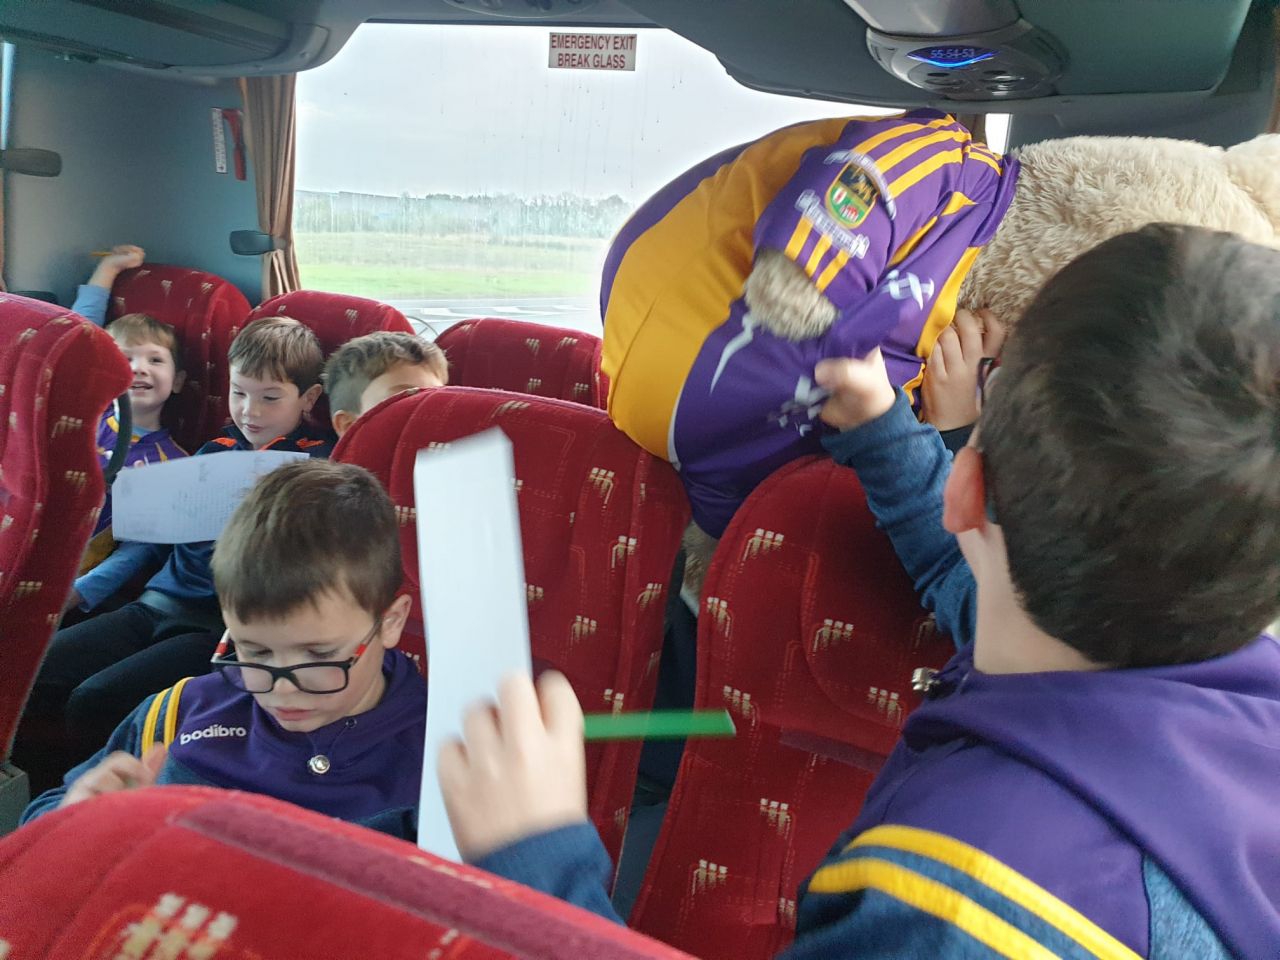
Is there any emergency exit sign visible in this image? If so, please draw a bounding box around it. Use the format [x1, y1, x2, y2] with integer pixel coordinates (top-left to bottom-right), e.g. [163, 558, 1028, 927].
[548, 33, 637, 71]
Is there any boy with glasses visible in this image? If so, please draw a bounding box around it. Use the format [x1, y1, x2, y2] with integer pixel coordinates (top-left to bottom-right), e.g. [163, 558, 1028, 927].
[21, 460, 426, 837]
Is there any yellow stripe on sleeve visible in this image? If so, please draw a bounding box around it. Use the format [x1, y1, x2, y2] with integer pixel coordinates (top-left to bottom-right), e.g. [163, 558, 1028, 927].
[876, 129, 969, 175]
[852, 115, 954, 156]
[898, 245, 983, 401]
[785, 219, 814, 260]
[967, 149, 1004, 175]
[889, 192, 977, 276]
[803, 234, 833, 278]
[845, 826, 1143, 960]
[140, 688, 167, 755]
[808, 858, 1063, 960]
[888, 217, 939, 268]
[814, 249, 851, 293]
[162, 676, 193, 747]
[889, 148, 964, 198]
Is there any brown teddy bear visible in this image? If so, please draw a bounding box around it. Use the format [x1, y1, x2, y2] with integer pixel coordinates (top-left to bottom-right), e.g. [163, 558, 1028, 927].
[600, 110, 1280, 599]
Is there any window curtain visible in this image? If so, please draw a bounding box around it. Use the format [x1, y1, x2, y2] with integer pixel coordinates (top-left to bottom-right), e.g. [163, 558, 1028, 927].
[237, 74, 301, 299]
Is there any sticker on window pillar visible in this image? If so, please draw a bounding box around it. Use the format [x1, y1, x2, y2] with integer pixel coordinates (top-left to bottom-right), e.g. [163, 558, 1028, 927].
[548, 33, 637, 71]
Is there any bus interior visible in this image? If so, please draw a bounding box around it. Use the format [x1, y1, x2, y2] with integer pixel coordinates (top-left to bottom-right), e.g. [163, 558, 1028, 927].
[0, 1, 1277, 957]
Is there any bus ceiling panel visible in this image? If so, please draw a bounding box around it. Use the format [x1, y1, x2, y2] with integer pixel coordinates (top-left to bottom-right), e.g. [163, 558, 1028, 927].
[623, 0, 1259, 108]
[323, 0, 654, 27]
[0, 0, 293, 68]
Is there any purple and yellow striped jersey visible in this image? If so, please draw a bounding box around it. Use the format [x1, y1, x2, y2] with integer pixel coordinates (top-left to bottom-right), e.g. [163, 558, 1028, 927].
[601, 110, 1018, 536]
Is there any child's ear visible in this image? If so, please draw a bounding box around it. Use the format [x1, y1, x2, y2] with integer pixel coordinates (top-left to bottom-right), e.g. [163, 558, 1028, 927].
[332, 409, 356, 437]
[378, 593, 413, 650]
[943, 447, 990, 535]
[172, 370, 188, 395]
[301, 382, 324, 413]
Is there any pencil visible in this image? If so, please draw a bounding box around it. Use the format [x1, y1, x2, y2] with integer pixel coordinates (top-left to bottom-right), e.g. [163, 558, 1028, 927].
[582, 709, 736, 742]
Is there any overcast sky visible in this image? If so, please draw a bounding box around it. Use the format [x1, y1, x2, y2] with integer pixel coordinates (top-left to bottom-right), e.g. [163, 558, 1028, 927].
[296, 23, 897, 203]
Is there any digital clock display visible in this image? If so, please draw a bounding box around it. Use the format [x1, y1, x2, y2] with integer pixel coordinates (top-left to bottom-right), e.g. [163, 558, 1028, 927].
[907, 46, 997, 68]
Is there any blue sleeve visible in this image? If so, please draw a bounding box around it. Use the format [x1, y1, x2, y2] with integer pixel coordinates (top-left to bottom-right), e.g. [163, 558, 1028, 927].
[70, 284, 110, 328]
[821, 390, 976, 649]
[19, 695, 155, 825]
[75, 540, 171, 611]
[471, 821, 623, 925]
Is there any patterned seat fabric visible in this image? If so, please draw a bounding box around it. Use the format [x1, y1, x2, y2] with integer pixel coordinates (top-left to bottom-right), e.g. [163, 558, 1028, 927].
[334, 386, 688, 867]
[247, 290, 415, 432]
[0, 786, 696, 960]
[108, 265, 252, 452]
[0, 296, 131, 760]
[435, 318, 607, 408]
[628, 456, 954, 958]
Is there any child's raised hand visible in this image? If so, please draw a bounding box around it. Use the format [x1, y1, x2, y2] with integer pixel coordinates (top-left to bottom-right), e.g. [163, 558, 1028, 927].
[88, 245, 146, 290]
[921, 308, 1008, 431]
[438, 671, 588, 862]
[815, 347, 896, 432]
[101, 244, 146, 271]
[59, 743, 167, 810]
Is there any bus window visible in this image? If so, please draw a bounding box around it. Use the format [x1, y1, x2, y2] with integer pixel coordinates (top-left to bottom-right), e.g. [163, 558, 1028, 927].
[294, 24, 893, 335]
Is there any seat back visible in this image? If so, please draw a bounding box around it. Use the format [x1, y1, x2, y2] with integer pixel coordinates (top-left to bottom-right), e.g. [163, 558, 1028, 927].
[629, 456, 954, 959]
[248, 290, 415, 430]
[108, 265, 252, 451]
[0, 786, 695, 959]
[0, 296, 131, 760]
[436, 318, 606, 407]
[334, 386, 688, 865]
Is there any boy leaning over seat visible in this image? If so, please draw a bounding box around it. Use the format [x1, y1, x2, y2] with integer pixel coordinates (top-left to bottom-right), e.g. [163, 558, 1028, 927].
[21, 459, 426, 837]
[439, 225, 1280, 958]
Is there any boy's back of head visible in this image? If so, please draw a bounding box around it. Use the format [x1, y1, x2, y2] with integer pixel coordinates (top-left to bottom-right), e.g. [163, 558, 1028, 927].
[982, 223, 1280, 667]
[324, 332, 448, 434]
[227, 316, 324, 393]
[211, 459, 401, 622]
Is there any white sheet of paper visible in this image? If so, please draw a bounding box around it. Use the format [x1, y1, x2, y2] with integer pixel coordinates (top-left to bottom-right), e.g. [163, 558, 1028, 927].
[111, 450, 308, 543]
[416, 428, 532, 861]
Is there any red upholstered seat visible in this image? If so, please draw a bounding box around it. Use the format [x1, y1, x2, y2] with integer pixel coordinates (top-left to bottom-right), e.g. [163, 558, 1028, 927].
[334, 386, 688, 867]
[0, 296, 131, 760]
[0, 786, 695, 959]
[628, 456, 955, 959]
[247, 290, 416, 430]
[436, 318, 606, 407]
[108, 265, 251, 452]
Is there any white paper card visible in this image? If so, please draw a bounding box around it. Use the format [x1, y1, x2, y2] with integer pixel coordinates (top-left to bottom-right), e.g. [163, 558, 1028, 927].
[111, 450, 308, 543]
[416, 428, 532, 861]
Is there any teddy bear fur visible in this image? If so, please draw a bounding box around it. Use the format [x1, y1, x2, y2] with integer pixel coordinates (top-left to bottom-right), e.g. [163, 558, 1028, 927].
[682, 132, 1280, 601]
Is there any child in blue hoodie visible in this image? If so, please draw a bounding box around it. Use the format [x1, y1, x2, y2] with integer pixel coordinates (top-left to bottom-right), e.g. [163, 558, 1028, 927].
[438, 224, 1280, 958]
[23, 459, 425, 836]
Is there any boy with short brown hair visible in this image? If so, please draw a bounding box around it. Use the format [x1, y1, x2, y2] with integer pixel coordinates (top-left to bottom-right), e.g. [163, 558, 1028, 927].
[22, 459, 424, 836]
[324, 331, 448, 436]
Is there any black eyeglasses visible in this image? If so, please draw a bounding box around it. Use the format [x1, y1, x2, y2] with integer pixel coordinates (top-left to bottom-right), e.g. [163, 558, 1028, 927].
[210, 619, 382, 694]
